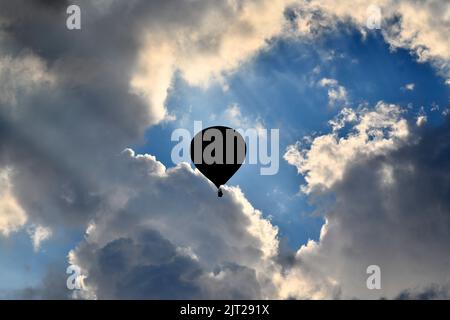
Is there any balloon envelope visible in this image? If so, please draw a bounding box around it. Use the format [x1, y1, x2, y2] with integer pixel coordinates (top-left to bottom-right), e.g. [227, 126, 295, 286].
[190, 126, 246, 195]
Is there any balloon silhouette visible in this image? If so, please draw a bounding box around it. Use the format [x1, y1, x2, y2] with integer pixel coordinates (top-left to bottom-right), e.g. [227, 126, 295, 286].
[190, 126, 246, 197]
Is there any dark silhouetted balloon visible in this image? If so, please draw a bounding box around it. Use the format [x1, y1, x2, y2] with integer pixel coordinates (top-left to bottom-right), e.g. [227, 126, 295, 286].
[190, 126, 246, 197]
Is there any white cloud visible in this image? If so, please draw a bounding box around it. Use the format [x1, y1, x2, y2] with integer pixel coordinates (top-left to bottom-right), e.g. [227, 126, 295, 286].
[404, 83, 415, 91]
[318, 78, 348, 106]
[416, 115, 427, 127]
[131, 0, 295, 124]
[69, 149, 283, 299]
[223, 103, 245, 127]
[27, 225, 52, 252]
[222, 104, 265, 134]
[0, 168, 27, 236]
[443, 108, 450, 117]
[284, 102, 409, 194]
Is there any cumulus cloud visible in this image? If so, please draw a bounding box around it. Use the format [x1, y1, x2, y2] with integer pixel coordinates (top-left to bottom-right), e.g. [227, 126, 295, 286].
[284, 103, 409, 194]
[68, 149, 281, 299]
[284, 103, 450, 299]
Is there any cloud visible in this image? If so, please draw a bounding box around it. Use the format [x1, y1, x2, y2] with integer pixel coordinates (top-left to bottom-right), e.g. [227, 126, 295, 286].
[396, 284, 450, 300]
[223, 104, 246, 127]
[12, 264, 74, 300]
[0, 0, 446, 233]
[416, 115, 427, 127]
[0, 0, 293, 298]
[0, 52, 55, 107]
[0, 168, 27, 236]
[291, 0, 450, 85]
[222, 104, 265, 134]
[66, 149, 282, 299]
[2, 0, 450, 300]
[27, 225, 52, 252]
[284, 103, 450, 299]
[0, 0, 157, 232]
[318, 78, 348, 106]
[129, 0, 295, 122]
[402, 83, 415, 91]
[0, 0, 297, 234]
[284, 103, 409, 194]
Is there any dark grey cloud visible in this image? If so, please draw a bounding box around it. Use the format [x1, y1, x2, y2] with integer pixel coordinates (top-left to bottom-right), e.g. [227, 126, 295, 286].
[67, 150, 280, 299]
[283, 107, 450, 299]
[76, 229, 264, 299]
[0, 0, 154, 229]
[396, 283, 450, 300]
[0, 0, 237, 229]
[76, 230, 203, 299]
[11, 265, 72, 300]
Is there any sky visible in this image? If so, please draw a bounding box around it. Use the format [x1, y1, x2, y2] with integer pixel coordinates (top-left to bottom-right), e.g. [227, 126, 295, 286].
[0, 0, 450, 299]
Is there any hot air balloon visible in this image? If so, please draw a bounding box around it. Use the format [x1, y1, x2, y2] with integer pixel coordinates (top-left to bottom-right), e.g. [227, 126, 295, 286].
[190, 126, 246, 197]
